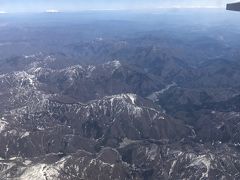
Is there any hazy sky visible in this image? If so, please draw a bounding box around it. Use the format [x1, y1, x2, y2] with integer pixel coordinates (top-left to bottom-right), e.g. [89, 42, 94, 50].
[0, 0, 234, 13]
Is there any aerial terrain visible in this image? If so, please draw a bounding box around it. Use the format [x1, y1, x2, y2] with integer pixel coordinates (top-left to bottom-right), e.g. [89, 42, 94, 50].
[0, 9, 240, 179]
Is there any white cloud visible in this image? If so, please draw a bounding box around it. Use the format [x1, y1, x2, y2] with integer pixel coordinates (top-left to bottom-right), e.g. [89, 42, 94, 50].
[0, 11, 7, 14]
[45, 9, 60, 13]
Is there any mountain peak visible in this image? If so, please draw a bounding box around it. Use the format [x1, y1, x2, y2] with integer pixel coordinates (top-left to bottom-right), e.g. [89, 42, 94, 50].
[106, 93, 138, 105]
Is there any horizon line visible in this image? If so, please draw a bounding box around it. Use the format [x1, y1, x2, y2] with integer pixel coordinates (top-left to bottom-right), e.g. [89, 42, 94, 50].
[0, 6, 226, 14]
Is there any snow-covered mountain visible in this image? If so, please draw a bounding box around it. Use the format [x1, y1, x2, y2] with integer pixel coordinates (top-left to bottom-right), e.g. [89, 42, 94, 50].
[1, 10, 240, 179]
[0, 54, 240, 179]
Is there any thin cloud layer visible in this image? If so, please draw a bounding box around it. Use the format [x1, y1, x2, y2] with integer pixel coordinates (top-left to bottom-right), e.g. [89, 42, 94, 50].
[0, 0, 233, 12]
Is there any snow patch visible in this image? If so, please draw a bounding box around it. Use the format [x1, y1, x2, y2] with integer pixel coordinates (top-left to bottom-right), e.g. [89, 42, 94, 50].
[24, 54, 36, 59]
[111, 60, 121, 69]
[20, 131, 30, 138]
[108, 94, 137, 105]
[104, 60, 122, 73]
[19, 161, 63, 180]
[146, 144, 158, 161]
[106, 94, 142, 117]
[63, 65, 84, 83]
[169, 160, 177, 177]
[86, 65, 96, 78]
[216, 122, 224, 130]
[0, 118, 8, 133]
[187, 155, 212, 179]
[14, 71, 37, 87]
[127, 94, 137, 104]
[119, 138, 137, 148]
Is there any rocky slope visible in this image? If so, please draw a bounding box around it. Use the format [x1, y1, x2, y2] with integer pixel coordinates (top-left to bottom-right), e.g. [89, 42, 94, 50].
[0, 53, 240, 179]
